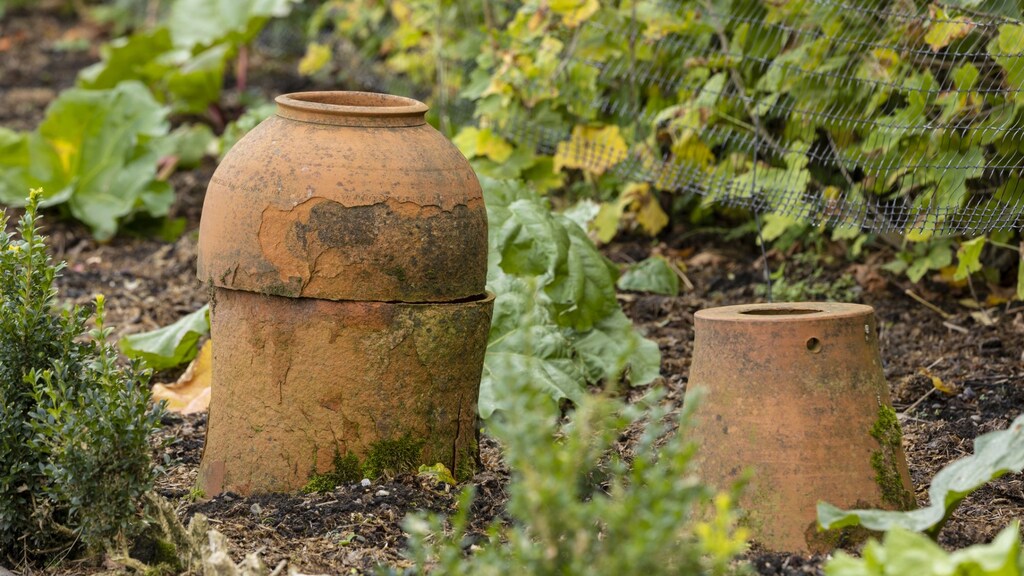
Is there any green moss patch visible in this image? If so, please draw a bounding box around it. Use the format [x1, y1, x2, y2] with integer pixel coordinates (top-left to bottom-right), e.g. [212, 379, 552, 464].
[363, 434, 425, 479]
[302, 451, 363, 493]
[869, 405, 915, 510]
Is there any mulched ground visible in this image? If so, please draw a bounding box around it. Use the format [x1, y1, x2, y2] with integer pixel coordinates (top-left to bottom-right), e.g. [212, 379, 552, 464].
[3, 5, 1023, 575]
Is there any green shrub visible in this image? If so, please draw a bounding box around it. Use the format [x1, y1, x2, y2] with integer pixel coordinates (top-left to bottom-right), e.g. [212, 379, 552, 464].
[393, 373, 748, 575]
[0, 190, 163, 561]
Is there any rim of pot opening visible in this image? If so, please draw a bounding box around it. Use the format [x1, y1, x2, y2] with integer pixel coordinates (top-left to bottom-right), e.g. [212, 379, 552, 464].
[694, 301, 874, 322]
[275, 91, 429, 128]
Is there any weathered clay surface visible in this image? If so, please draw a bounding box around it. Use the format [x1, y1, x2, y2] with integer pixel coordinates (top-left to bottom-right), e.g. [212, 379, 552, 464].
[197, 288, 494, 496]
[685, 302, 914, 553]
[197, 92, 487, 303]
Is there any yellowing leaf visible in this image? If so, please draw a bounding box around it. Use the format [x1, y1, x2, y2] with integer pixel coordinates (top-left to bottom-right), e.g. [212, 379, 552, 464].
[152, 340, 212, 414]
[919, 367, 957, 395]
[417, 463, 457, 485]
[624, 183, 669, 236]
[593, 200, 625, 244]
[925, 6, 975, 51]
[298, 42, 332, 76]
[476, 128, 514, 162]
[51, 139, 76, 174]
[1018, 246, 1024, 301]
[390, 0, 411, 22]
[671, 139, 714, 169]
[550, 0, 599, 27]
[554, 125, 628, 175]
[953, 236, 986, 281]
[871, 48, 900, 69]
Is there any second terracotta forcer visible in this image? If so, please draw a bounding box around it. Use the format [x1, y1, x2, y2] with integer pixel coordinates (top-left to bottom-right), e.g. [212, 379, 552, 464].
[196, 92, 493, 495]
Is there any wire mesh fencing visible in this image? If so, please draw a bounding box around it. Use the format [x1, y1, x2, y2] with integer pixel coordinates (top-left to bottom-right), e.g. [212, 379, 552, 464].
[476, 0, 1024, 236]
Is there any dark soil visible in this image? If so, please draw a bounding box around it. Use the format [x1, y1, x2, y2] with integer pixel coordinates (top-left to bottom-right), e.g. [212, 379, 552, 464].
[3, 5, 1024, 576]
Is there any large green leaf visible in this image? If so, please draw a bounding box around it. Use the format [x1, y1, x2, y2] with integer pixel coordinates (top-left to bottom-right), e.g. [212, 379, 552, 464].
[573, 310, 661, 385]
[481, 177, 661, 417]
[494, 198, 570, 280]
[545, 221, 620, 332]
[617, 256, 680, 296]
[78, 29, 176, 91]
[818, 413, 1024, 537]
[480, 275, 583, 419]
[169, 0, 296, 49]
[119, 305, 210, 370]
[824, 523, 1023, 576]
[0, 82, 172, 240]
[35, 82, 171, 240]
[78, 28, 229, 114]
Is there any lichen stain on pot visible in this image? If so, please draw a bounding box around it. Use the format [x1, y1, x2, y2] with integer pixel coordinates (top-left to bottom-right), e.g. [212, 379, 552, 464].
[256, 196, 486, 300]
[198, 92, 487, 303]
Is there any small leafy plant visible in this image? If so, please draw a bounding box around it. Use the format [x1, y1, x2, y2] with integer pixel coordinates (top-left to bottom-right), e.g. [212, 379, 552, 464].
[395, 379, 748, 576]
[824, 523, 1023, 576]
[0, 190, 163, 561]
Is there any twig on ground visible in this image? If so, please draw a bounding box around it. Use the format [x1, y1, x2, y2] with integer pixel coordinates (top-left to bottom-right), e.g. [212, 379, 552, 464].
[666, 259, 695, 292]
[905, 288, 952, 319]
[903, 387, 938, 417]
[942, 321, 969, 334]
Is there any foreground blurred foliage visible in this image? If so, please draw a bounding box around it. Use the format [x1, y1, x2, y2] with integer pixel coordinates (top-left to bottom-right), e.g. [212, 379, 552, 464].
[825, 523, 1024, 576]
[0, 190, 163, 561]
[393, 383, 747, 576]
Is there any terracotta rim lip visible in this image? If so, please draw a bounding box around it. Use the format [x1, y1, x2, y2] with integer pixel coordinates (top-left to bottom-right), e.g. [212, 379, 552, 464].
[695, 301, 874, 322]
[275, 91, 428, 127]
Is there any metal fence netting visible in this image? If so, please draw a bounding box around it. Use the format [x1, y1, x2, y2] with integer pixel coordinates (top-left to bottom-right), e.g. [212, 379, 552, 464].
[481, 0, 1024, 235]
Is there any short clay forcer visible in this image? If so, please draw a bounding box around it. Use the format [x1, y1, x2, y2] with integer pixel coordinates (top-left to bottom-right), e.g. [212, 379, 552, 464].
[196, 91, 493, 496]
[685, 302, 914, 553]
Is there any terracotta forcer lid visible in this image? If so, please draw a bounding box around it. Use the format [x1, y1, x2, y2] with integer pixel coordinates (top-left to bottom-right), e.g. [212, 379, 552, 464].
[197, 91, 488, 303]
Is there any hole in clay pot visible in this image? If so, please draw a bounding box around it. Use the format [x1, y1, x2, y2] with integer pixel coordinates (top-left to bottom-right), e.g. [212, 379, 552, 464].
[739, 308, 823, 316]
[806, 337, 822, 353]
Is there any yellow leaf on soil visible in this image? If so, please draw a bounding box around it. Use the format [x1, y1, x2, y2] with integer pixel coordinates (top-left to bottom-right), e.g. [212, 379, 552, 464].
[918, 367, 957, 395]
[593, 200, 626, 244]
[554, 124, 628, 175]
[153, 340, 212, 414]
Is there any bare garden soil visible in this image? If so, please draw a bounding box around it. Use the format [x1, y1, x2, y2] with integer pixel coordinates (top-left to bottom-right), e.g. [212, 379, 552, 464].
[3, 6, 1024, 575]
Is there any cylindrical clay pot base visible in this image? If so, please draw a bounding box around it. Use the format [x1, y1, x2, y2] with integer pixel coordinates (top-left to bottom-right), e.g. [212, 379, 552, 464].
[685, 302, 914, 553]
[197, 288, 494, 496]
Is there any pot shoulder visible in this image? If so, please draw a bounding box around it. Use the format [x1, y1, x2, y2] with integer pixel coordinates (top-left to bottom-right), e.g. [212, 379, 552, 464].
[197, 115, 487, 302]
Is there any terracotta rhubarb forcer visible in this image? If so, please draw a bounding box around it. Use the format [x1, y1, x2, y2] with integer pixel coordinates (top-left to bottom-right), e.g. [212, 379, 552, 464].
[685, 302, 914, 553]
[196, 92, 493, 496]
